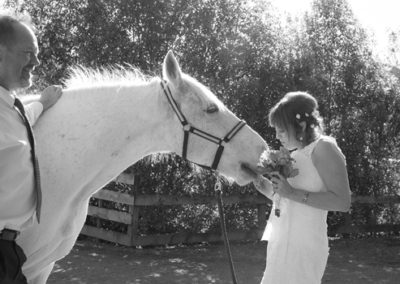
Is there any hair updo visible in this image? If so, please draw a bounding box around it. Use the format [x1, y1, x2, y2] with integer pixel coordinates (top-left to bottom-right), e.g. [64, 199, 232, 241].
[268, 91, 324, 146]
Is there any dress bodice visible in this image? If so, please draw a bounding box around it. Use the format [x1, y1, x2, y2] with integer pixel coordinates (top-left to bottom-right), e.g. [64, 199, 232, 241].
[262, 136, 338, 243]
[288, 137, 327, 193]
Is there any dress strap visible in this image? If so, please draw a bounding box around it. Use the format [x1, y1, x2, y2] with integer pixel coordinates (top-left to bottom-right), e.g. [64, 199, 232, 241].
[300, 136, 322, 157]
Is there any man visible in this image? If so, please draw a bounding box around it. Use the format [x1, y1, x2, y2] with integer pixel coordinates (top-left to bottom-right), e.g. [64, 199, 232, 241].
[0, 12, 62, 283]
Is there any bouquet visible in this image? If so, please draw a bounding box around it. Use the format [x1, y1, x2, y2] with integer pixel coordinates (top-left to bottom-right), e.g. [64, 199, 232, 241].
[258, 147, 299, 179]
[257, 147, 299, 217]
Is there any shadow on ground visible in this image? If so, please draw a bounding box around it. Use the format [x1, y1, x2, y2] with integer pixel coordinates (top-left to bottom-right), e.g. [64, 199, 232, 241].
[48, 237, 400, 284]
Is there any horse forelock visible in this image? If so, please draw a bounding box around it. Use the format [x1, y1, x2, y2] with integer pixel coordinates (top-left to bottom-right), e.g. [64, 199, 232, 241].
[64, 65, 153, 90]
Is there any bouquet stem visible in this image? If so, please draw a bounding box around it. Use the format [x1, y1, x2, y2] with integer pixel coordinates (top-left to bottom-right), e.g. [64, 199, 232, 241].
[274, 194, 281, 217]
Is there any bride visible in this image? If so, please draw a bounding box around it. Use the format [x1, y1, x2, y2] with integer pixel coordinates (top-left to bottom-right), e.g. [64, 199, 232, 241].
[253, 91, 351, 284]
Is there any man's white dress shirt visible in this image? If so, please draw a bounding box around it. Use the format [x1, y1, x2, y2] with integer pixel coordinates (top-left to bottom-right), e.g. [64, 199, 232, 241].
[0, 86, 43, 231]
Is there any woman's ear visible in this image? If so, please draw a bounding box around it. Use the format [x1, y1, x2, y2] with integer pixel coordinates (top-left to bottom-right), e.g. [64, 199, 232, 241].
[299, 121, 307, 132]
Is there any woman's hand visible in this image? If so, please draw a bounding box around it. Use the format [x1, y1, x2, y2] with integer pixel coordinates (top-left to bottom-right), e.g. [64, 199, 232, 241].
[253, 175, 274, 199]
[270, 172, 294, 198]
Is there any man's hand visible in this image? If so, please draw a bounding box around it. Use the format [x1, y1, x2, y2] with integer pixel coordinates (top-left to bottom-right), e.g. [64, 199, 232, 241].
[39, 85, 63, 111]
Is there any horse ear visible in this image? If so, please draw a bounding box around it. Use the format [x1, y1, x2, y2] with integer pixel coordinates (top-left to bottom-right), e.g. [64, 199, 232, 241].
[163, 50, 182, 86]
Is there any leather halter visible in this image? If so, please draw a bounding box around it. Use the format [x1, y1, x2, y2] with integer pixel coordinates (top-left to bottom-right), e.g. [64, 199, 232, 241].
[160, 80, 246, 171]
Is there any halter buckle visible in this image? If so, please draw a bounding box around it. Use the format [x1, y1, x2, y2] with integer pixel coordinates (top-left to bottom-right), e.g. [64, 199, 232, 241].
[183, 124, 192, 131]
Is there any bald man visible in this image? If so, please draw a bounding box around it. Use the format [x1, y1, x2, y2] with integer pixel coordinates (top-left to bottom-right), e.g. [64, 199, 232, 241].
[0, 12, 62, 283]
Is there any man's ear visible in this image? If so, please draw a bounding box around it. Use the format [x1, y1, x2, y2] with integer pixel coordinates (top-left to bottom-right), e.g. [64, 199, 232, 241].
[0, 45, 7, 62]
[0, 46, 3, 61]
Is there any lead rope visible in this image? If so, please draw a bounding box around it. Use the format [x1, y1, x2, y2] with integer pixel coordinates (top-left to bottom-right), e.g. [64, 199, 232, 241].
[215, 178, 239, 284]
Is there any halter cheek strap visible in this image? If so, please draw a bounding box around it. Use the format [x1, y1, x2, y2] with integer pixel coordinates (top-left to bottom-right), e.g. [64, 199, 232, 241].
[160, 80, 246, 171]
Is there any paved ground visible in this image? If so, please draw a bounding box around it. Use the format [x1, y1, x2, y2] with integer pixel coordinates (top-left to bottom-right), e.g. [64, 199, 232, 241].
[47, 236, 400, 284]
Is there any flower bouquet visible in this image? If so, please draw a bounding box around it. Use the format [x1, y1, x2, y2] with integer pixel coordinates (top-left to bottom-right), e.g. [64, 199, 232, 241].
[257, 147, 299, 217]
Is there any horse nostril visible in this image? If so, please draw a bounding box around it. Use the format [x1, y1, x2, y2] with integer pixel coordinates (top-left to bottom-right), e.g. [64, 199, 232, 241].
[241, 163, 257, 178]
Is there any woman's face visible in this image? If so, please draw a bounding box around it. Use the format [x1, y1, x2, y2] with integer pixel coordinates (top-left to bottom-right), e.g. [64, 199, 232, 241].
[275, 126, 300, 150]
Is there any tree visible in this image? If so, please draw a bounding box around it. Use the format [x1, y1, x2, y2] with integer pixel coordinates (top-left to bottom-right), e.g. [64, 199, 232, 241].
[296, 0, 400, 227]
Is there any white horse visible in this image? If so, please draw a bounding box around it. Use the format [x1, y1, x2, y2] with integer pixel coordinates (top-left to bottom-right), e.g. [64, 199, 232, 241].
[17, 51, 267, 283]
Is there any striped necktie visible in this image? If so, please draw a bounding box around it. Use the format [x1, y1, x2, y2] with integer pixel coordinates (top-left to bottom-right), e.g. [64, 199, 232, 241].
[14, 97, 42, 223]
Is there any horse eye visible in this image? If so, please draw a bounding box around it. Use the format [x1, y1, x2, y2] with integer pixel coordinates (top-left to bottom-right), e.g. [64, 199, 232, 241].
[206, 104, 219, 114]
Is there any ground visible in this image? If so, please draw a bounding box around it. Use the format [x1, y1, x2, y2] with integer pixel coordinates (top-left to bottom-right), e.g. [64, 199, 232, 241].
[48, 236, 400, 284]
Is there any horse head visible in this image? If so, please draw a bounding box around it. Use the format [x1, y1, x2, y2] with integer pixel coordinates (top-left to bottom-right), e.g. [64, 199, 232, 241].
[162, 51, 267, 185]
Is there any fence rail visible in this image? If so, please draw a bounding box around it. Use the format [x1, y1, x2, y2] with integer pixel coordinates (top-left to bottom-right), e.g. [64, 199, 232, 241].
[82, 189, 267, 246]
[81, 174, 400, 246]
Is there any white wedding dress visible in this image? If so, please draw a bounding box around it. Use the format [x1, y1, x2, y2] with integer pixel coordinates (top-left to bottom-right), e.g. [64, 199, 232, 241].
[260, 136, 339, 284]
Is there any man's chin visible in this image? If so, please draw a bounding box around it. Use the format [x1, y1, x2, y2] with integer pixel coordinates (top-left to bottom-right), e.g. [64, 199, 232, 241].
[17, 79, 32, 89]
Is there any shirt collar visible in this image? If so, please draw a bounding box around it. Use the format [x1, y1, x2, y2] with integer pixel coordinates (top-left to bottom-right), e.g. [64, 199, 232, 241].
[0, 85, 16, 108]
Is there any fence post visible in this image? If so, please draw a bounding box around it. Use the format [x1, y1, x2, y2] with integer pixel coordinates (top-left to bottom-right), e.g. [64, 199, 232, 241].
[128, 198, 140, 246]
[96, 199, 102, 229]
[342, 212, 352, 238]
[126, 174, 139, 246]
[257, 203, 267, 237]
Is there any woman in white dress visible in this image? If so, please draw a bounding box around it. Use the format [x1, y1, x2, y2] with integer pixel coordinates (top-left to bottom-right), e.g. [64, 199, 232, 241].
[254, 91, 351, 284]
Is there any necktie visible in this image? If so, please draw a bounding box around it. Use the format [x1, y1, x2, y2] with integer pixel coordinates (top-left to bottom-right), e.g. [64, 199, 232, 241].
[14, 97, 42, 223]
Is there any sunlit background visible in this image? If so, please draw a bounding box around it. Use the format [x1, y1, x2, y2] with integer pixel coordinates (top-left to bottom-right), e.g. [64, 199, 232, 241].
[271, 0, 400, 58]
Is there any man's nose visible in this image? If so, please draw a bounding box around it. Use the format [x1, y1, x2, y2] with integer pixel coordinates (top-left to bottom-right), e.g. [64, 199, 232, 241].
[31, 54, 40, 66]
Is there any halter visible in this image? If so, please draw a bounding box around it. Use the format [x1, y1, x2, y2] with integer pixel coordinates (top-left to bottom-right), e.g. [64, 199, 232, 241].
[160, 80, 246, 171]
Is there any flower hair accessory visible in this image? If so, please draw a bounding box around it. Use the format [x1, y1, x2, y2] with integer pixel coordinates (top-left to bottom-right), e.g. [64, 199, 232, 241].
[296, 112, 311, 121]
[296, 112, 318, 131]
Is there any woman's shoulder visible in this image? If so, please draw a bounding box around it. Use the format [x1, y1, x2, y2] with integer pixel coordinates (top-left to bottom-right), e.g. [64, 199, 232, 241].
[298, 135, 329, 156]
[312, 135, 346, 163]
[317, 135, 338, 148]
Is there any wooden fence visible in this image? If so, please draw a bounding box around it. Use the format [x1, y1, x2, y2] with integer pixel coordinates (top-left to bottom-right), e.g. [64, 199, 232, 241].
[81, 174, 400, 246]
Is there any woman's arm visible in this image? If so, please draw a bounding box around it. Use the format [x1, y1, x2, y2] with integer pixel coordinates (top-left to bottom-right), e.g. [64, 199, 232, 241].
[310, 139, 351, 211]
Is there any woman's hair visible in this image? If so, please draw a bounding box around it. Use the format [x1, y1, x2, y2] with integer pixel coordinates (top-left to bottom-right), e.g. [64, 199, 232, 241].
[269, 91, 324, 146]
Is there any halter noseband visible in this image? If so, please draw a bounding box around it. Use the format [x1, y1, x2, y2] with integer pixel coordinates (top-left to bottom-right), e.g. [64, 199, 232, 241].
[160, 80, 246, 171]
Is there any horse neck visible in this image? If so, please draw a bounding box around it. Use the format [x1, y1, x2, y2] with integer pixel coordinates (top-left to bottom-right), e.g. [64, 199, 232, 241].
[37, 79, 181, 198]
[81, 80, 181, 183]
[99, 80, 180, 154]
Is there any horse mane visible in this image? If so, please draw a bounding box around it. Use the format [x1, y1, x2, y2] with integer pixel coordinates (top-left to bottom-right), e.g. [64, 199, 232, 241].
[64, 65, 226, 111]
[64, 65, 154, 89]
